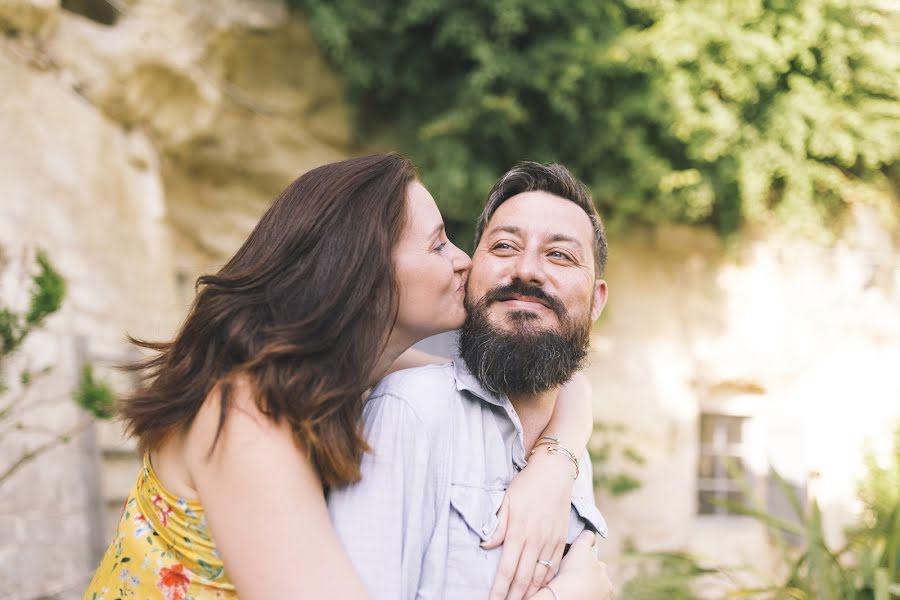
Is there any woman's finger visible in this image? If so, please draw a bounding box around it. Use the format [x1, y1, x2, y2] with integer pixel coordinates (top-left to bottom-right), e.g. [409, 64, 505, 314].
[569, 529, 595, 553]
[488, 529, 524, 600]
[481, 495, 510, 550]
[523, 539, 556, 598]
[505, 534, 543, 600]
[542, 539, 565, 585]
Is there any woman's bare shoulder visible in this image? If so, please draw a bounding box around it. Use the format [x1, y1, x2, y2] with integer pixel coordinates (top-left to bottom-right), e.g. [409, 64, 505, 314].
[185, 375, 298, 473]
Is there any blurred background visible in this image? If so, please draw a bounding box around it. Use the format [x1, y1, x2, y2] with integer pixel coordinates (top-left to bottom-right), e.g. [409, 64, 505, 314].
[1, 1, 898, 598]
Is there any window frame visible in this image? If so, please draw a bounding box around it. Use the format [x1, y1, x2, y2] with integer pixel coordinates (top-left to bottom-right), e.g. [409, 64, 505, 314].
[696, 397, 760, 519]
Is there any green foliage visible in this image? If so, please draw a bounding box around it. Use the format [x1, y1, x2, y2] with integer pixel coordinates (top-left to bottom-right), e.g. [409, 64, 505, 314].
[0, 249, 66, 357]
[26, 250, 66, 325]
[621, 434, 900, 599]
[620, 551, 714, 600]
[0, 248, 114, 487]
[590, 421, 644, 497]
[727, 453, 900, 600]
[297, 0, 899, 246]
[845, 428, 900, 597]
[74, 364, 116, 420]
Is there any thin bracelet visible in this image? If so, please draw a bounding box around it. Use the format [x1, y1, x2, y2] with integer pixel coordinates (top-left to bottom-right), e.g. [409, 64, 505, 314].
[547, 445, 580, 479]
[529, 441, 580, 479]
[541, 583, 561, 600]
[531, 439, 559, 453]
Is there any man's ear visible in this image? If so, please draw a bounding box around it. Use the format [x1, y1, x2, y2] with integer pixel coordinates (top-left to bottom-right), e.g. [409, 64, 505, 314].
[590, 278, 608, 322]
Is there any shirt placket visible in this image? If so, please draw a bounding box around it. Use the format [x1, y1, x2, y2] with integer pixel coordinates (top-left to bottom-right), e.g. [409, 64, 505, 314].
[499, 401, 528, 473]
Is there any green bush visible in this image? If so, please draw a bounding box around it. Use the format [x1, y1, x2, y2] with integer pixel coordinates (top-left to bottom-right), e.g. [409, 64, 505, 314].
[296, 0, 899, 246]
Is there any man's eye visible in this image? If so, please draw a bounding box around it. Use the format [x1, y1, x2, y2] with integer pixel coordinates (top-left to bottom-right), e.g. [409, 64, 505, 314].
[492, 243, 512, 251]
[549, 250, 572, 261]
[434, 242, 448, 252]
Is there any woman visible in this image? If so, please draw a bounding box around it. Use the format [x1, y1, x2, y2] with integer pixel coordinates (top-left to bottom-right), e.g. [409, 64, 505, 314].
[84, 154, 612, 599]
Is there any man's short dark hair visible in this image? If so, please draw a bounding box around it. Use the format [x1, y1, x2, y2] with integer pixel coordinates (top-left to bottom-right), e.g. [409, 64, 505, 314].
[473, 162, 608, 275]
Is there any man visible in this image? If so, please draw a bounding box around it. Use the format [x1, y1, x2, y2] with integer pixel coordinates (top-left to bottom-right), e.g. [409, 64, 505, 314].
[328, 162, 610, 599]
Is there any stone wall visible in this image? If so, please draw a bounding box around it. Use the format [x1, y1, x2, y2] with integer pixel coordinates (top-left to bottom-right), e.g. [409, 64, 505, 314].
[589, 218, 900, 585]
[0, 39, 179, 597]
[0, 1, 354, 597]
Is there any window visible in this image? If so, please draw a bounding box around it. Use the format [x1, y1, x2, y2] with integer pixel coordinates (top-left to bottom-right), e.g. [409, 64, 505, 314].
[697, 413, 751, 515]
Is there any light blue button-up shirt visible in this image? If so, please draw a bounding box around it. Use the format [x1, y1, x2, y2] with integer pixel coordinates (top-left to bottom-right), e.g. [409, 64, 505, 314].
[327, 361, 607, 600]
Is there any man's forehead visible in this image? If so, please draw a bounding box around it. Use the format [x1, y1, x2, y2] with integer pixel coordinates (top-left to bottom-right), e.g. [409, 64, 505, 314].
[484, 191, 594, 245]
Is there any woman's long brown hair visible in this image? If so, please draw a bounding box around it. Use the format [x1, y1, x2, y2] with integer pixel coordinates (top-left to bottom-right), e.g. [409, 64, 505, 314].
[119, 154, 415, 488]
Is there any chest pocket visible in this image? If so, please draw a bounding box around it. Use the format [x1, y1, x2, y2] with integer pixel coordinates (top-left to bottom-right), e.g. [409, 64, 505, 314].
[445, 484, 505, 593]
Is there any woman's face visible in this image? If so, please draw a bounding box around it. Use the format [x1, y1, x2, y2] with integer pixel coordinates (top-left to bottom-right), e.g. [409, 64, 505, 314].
[393, 181, 471, 345]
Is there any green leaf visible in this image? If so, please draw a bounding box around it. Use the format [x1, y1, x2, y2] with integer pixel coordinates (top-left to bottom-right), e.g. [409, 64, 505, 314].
[25, 250, 65, 326]
[73, 364, 116, 419]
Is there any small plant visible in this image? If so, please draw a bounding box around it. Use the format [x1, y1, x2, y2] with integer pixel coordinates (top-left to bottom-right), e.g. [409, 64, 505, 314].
[590, 421, 644, 497]
[617, 429, 900, 599]
[0, 247, 115, 487]
[0, 249, 65, 362]
[74, 364, 116, 420]
[719, 447, 900, 600]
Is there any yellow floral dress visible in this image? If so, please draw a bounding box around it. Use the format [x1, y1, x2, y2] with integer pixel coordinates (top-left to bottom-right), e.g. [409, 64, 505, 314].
[84, 454, 237, 600]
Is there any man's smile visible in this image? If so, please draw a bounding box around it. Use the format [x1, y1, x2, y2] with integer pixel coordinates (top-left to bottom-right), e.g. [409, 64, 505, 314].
[497, 294, 551, 311]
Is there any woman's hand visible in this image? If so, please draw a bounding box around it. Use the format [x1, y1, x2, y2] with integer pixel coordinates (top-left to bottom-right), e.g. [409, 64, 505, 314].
[485, 449, 575, 599]
[539, 530, 614, 600]
[486, 371, 594, 599]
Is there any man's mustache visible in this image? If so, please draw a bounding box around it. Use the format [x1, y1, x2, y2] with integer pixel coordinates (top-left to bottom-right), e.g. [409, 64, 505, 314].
[477, 281, 566, 317]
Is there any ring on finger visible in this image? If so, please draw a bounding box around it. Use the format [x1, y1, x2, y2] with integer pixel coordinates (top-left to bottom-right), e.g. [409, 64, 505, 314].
[537, 559, 553, 569]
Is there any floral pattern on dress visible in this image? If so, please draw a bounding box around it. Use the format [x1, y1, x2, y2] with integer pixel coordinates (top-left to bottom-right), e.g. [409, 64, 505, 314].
[157, 563, 192, 600]
[83, 454, 237, 600]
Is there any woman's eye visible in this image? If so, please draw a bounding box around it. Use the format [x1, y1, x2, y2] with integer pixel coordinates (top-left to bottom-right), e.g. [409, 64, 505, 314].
[492, 242, 512, 251]
[434, 242, 448, 252]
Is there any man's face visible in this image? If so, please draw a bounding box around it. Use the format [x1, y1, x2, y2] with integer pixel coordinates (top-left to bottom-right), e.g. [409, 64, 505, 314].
[458, 191, 608, 397]
[466, 191, 607, 333]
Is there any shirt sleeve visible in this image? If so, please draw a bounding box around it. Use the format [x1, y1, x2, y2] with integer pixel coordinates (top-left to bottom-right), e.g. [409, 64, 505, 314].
[327, 392, 438, 600]
[568, 450, 609, 541]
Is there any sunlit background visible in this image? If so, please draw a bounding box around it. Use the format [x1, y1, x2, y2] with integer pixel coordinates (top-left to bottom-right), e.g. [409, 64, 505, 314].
[1, 1, 898, 598]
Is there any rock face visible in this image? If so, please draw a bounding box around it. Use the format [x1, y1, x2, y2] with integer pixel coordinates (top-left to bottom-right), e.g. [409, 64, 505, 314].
[0, 1, 354, 597]
[0, 36, 178, 599]
[42, 0, 353, 276]
[1, 1, 899, 598]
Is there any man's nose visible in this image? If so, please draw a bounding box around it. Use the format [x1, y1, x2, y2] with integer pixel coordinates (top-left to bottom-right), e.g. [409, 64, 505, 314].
[510, 249, 545, 286]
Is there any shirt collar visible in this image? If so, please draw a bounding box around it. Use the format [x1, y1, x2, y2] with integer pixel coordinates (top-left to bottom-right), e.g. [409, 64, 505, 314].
[451, 360, 510, 408]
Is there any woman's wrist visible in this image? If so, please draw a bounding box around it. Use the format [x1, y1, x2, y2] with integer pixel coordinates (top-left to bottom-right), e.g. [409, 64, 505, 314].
[525, 447, 578, 483]
[527, 439, 580, 480]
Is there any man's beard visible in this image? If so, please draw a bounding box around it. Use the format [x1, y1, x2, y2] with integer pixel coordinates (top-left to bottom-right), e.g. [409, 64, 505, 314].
[458, 281, 591, 397]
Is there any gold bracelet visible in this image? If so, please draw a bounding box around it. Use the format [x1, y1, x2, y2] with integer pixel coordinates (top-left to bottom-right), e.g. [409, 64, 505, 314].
[529, 439, 580, 479]
[547, 445, 580, 479]
[531, 439, 558, 453]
